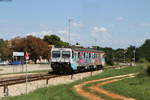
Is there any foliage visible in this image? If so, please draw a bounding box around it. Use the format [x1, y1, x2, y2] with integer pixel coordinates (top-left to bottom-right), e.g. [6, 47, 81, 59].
[139, 58, 148, 63]
[137, 64, 150, 78]
[11, 36, 50, 63]
[126, 45, 136, 62]
[113, 48, 125, 62]
[43, 35, 69, 47]
[137, 39, 150, 62]
[0, 39, 12, 61]
[0, 35, 69, 62]
[146, 65, 150, 76]
[100, 47, 114, 65]
[0, 39, 6, 48]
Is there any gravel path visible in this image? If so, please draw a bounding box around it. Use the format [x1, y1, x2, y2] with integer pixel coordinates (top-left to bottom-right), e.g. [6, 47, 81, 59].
[74, 73, 136, 100]
[0, 70, 102, 98]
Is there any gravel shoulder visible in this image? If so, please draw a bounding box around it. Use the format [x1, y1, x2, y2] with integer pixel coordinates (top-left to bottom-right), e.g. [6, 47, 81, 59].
[0, 70, 102, 98]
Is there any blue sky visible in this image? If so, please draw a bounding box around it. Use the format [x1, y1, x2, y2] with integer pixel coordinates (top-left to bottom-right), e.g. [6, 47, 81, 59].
[0, 0, 150, 49]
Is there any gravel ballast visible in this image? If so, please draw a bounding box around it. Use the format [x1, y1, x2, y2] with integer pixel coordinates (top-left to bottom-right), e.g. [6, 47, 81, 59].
[0, 70, 102, 98]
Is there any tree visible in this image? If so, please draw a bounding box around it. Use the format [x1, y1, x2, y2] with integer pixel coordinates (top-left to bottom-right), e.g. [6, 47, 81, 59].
[137, 39, 150, 62]
[43, 35, 61, 45]
[0, 39, 12, 61]
[0, 39, 6, 48]
[43, 35, 69, 47]
[101, 47, 114, 65]
[11, 36, 50, 63]
[113, 48, 125, 63]
[126, 45, 136, 62]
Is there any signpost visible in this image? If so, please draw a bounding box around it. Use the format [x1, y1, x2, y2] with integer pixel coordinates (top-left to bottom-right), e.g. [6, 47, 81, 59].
[13, 52, 29, 94]
[25, 52, 29, 94]
[13, 52, 24, 57]
[12, 52, 25, 72]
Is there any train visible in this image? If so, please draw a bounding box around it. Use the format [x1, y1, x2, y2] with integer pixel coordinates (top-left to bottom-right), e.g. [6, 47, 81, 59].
[50, 47, 105, 74]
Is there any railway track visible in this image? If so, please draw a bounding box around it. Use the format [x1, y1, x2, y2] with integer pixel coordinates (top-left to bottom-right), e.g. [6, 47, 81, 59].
[0, 73, 59, 88]
[0, 65, 126, 87]
[0, 65, 127, 96]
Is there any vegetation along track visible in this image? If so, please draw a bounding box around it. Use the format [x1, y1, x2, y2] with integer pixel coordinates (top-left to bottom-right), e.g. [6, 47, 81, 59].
[74, 73, 136, 100]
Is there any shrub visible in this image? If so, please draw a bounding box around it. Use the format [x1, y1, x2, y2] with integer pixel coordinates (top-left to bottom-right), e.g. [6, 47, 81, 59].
[146, 65, 150, 76]
[139, 58, 148, 63]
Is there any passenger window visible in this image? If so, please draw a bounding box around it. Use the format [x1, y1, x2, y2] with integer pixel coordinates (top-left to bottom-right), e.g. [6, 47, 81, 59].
[83, 52, 86, 58]
[92, 53, 94, 58]
[78, 52, 80, 58]
[89, 53, 91, 58]
[72, 51, 74, 58]
[95, 54, 97, 58]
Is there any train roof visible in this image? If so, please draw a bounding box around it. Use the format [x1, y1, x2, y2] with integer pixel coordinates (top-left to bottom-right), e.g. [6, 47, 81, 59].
[72, 48, 105, 53]
[51, 47, 105, 54]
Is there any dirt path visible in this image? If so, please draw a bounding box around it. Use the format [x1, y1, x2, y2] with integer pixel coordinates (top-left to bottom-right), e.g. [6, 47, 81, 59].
[73, 74, 136, 100]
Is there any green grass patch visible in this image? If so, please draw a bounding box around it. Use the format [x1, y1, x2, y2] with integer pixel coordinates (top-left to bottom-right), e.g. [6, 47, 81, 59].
[1, 65, 145, 100]
[102, 76, 150, 100]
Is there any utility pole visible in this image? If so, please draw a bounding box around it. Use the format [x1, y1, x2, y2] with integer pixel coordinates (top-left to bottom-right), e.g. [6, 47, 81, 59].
[25, 59, 28, 94]
[124, 50, 126, 64]
[25, 52, 29, 94]
[133, 49, 136, 65]
[68, 18, 73, 45]
[94, 38, 97, 48]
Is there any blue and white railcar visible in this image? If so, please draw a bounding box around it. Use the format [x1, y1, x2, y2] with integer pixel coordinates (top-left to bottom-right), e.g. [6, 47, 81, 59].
[51, 48, 105, 73]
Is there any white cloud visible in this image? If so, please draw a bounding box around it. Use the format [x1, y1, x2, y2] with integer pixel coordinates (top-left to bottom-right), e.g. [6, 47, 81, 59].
[26, 30, 52, 38]
[116, 17, 124, 21]
[56, 29, 80, 43]
[91, 26, 111, 43]
[25, 29, 80, 44]
[72, 22, 84, 28]
[93, 26, 107, 33]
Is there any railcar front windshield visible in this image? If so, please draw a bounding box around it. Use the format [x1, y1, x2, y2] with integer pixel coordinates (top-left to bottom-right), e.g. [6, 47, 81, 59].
[62, 51, 70, 58]
[52, 51, 60, 58]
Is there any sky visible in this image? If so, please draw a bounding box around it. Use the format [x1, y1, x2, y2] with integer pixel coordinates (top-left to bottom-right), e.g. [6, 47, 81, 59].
[0, 0, 150, 49]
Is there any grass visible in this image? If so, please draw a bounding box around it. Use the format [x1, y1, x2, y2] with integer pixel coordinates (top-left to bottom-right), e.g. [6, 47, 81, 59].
[102, 64, 150, 100]
[102, 76, 150, 100]
[0, 64, 145, 100]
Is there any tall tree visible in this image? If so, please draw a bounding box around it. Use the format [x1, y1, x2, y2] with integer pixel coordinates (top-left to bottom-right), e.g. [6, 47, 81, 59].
[0, 39, 12, 61]
[11, 36, 50, 63]
[126, 45, 136, 62]
[114, 48, 125, 63]
[43, 35, 69, 47]
[101, 47, 114, 65]
[0, 39, 6, 48]
[137, 39, 150, 62]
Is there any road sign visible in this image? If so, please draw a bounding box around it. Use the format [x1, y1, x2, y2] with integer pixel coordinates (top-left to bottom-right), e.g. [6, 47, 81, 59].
[25, 52, 29, 60]
[13, 52, 24, 56]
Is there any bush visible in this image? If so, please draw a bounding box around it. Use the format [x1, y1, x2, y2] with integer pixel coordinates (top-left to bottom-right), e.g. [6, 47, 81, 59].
[139, 58, 148, 63]
[107, 60, 114, 66]
[146, 65, 150, 76]
[138, 65, 150, 78]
